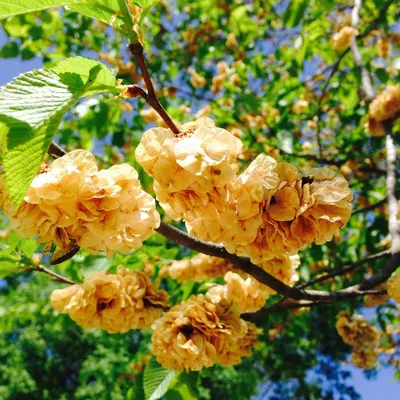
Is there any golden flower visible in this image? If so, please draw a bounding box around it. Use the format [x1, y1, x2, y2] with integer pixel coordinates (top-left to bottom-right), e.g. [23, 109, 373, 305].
[223, 271, 270, 313]
[188, 68, 207, 89]
[151, 294, 244, 371]
[331, 26, 358, 51]
[211, 74, 225, 94]
[165, 254, 233, 282]
[226, 33, 238, 49]
[335, 311, 380, 347]
[136, 117, 242, 193]
[377, 36, 391, 59]
[350, 346, 378, 370]
[293, 99, 309, 114]
[260, 254, 300, 289]
[216, 61, 229, 75]
[218, 321, 262, 366]
[387, 273, 400, 303]
[51, 266, 168, 333]
[4, 151, 160, 257]
[140, 107, 161, 123]
[368, 85, 400, 135]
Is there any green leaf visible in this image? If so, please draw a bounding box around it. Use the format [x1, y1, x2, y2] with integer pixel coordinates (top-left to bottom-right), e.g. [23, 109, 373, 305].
[51, 56, 117, 96]
[68, 1, 124, 28]
[0, 257, 18, 278]
[0, 0, 92, 20]
[283, 0, 308, 28]
[0, 57, 117, 209]
[0, 1, 124, 28]
[143, 357, 176, 400]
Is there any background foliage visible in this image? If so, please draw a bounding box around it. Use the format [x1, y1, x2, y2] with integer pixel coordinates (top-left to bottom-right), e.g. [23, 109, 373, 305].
[0, 0, 399, 399]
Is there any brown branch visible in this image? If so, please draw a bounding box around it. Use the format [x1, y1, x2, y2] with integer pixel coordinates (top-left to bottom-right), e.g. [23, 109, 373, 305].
[242, 288, 387, 321]
[128, 42, 180, 135]
[35, 264, 77, 285]
[351, 0, 376, 101]
[48, 142, 67, 159]
[351, 197, 387, 216]
[359, 121, 400, 290]
[297, 250, 391, 289]
[155, 223, 392, 302]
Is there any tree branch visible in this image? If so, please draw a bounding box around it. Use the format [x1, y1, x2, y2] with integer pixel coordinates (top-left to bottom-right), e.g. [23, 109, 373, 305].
[351, 0, 376, 100]
[155, 223, 391, 302]
[35, 264, 77, 285]
[351, 197, 387, 216]
[359, 122, 400, 290]
[128, 42, 180, 134]
[297, 250, 391, 289]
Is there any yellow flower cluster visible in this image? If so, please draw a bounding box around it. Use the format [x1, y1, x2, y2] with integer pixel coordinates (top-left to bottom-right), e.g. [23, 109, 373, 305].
[161, 254, 233, 282]
[377, 36, 391, 59]
[336, 311, 380, 369]
[188, 68, 207, 89]
[224, 156, 352, 263]
[151, 294, 260, 371]
[206, 255, 300, 313]
[51, 266, 169, 333]
[207, 273, 269, 313]
[368, 84, 400, 135]
[136, 117, 351, 283]
[331, 27, 358, 51]
[387, 273, 400, 303]
[0, 150, 160, 257]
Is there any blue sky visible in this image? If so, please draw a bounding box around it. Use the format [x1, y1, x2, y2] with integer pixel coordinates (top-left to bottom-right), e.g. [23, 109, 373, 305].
[0, 22, 399, 400]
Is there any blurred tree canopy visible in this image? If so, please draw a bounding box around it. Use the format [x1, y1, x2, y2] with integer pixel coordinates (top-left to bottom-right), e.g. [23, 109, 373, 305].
[0, 0, 400, 399]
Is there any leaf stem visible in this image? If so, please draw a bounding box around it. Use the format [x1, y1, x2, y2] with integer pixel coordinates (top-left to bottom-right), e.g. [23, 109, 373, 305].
[117, 0, 138, 42]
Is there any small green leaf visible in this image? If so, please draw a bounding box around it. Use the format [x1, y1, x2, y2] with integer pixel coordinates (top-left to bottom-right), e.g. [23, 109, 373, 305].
[0, 257, 18, 278]
[0, 0, 93, 20]
[0, 42, 19, 58]
[283, 0, 308, 28]
[143, 357, 176, 400]
[0, 57, 118, 209]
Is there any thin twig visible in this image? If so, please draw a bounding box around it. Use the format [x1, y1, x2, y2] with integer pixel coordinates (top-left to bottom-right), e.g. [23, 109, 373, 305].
[297, 250, 391, 289]
[35, 264, 77, 285]
[351, 197, 387, 216]
[128, 42, 180, 134]
[242, 288, 386, 321]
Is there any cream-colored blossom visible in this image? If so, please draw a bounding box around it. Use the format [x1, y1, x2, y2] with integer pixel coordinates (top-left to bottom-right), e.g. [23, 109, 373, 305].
[164, 254, 233, 282]
[331, 27, 358, 50]
[188, 68, 207, 88]
[218, 321, 262, 366]
[51, 266, 168, 333]
[223, 271, 270, 313]
[368, 85, 400, 135]
[377, 36, 391, 59]
[2, 150, 160, 257]
[350, 346, 378, 370]
[226, 33, 238, 49]
[151, 294, 245, 371]
[387, 273, 400, 303]
[335, 311, 380, 347]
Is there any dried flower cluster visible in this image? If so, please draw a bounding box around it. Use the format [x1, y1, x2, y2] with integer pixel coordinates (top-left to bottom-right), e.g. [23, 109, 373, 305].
[160, 254, 233, 282]
[0, 150, 160, 257]
[336, 311, 380, 369]
[206, 254, 300, 313]
[136, 118, 351, 279]
[387, 273, 400, 303]
[151, 294, 260, 371]
[331, 26, 358, 51]
[368, 84, 400, 135]
[51, 266, 168, 333]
